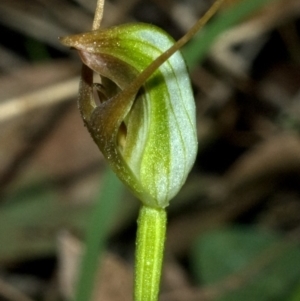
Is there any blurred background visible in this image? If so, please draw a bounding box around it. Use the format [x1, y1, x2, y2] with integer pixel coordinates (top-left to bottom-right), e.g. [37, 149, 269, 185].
[1, 0, 300, 300]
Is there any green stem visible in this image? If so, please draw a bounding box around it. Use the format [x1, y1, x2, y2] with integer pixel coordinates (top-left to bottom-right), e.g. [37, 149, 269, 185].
[135, 206, 167, 301]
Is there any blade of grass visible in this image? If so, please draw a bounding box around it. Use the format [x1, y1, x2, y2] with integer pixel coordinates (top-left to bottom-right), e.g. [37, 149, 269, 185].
[74, 168, 123, 301]
[182, 0, 279, 68]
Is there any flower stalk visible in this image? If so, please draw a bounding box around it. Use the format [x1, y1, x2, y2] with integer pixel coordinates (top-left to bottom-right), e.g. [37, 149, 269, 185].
[135, 206, 167, 301]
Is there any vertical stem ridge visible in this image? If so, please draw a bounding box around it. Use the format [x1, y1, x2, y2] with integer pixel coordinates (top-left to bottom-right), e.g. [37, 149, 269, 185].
[135, 206, 167, 301]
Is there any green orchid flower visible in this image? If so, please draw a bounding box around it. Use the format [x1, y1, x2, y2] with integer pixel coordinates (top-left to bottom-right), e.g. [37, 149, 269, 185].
[61, 23, 198, 209]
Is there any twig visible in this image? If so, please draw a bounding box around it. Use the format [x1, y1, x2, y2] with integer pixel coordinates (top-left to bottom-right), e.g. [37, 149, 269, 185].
[92, 0, 105, 30]
[0, 77, 79, 123]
